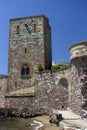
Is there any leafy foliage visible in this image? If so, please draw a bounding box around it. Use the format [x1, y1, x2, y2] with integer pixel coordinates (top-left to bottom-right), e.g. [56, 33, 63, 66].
[51, 64, 67, 71]
[37, 64, 43, 71]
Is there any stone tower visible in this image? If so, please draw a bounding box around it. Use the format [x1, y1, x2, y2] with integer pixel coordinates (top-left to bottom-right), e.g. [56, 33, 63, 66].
[69, 41, 87, 113]
[7, 15, 52, 92]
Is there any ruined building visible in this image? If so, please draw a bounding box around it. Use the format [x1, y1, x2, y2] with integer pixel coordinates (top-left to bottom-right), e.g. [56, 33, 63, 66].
[0, 15, 87, 115]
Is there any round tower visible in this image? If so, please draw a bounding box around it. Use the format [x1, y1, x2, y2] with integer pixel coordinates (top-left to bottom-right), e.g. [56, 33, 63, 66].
[69, 41, 87, 114]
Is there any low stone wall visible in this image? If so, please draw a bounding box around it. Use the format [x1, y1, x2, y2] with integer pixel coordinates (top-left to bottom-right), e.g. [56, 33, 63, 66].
[0, 107, 49, 117]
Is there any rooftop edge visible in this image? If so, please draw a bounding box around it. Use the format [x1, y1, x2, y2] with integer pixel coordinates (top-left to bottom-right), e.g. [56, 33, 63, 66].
[69, 41, 87, 50]
[10, 14, 48, 21]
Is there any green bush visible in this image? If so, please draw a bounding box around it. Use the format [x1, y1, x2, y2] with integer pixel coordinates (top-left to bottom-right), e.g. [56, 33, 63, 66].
[51, 64, 66, 71]
[51, 65, 60, 70]
[37, 64, 43, 71]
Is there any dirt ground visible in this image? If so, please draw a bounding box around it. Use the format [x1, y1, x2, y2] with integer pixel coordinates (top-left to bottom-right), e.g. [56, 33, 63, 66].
[34, 110, 87, 130]
[34, 115, 63, 130]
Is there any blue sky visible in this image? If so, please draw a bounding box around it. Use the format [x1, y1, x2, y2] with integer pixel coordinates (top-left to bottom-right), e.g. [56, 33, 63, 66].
[0, 0, 87, 74]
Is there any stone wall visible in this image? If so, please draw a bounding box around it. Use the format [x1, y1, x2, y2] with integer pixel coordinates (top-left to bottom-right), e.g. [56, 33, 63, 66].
[44, 17, 52, 69]
[7, 15, 52, 93]
[0, 76, 8, 108]
[68, 64, 82, 114]
[0, 14, 87, 115]
[67, 59, 87, 115]
[69, 42, 87, 114]
[78, 58, 87, 111]
[5, 70, 69, 110]
[0, 65, 87, 115]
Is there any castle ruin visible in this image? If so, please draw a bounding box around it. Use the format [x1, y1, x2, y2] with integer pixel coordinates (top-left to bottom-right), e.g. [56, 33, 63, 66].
[0, 15, 87, 115]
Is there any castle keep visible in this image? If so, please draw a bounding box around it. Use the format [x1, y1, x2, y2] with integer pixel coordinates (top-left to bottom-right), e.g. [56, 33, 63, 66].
[7, 15, 52, 93]
[0, 15, 87, 115]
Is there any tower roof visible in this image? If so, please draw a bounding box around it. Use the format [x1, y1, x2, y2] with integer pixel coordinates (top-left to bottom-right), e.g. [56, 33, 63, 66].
[10, 14, 48, 21]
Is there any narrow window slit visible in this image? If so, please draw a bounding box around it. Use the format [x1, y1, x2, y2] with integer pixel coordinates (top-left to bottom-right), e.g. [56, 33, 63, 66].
[33, 24, 36, 32]
[25, 48, 27, 53]
[17, 25, 19, 34]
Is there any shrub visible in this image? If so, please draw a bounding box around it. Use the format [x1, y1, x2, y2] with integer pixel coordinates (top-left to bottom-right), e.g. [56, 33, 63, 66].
[51, 65, 66, 71]
[37, 64, 43, 71]
[51, 65, 61, 70]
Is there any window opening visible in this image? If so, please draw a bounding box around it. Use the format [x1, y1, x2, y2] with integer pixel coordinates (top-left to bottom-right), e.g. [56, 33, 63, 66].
[25, 24, 31, 34]
[25, 48, 27, 53]
[17, 25, 19, 34]
[21, 64, 30, 76]
[21, 67, 25, 75]
[26, 67, 30, 75]
[33, 24, 36, 32]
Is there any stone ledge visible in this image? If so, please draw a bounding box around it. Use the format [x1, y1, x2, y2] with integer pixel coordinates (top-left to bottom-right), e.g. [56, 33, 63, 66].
[5, 87, 35, 97]
[0, 75, 8, 79]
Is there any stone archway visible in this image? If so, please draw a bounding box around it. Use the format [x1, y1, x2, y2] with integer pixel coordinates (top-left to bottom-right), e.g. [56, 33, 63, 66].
[58, 78, 68, 88]
[58, 77, 69, 109]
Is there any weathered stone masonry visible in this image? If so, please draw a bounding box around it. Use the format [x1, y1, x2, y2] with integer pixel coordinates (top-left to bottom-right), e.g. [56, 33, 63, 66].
[5, 70, 69, 109]
[0, 75, 8, 108]
[0, 15, 87, 115]
[7, 15, 52, 93]
[69, 42, 87, 114]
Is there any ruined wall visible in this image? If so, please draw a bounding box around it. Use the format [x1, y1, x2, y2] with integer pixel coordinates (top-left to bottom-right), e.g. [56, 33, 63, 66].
[69, 42, 87, 114]
[0, 15, 87, 115]
[0, 65, 87, 115]
[5, 70, 69, 109]
[0, 76, 7, 108]
[78, 59, 87, 111]
[68, 63, 82, 114]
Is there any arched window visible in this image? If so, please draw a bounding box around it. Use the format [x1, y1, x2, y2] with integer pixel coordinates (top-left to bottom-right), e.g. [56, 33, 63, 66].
[21, 64, 30, 76]
[26, 67, 30, 75]
[21, 67, 25, 75]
